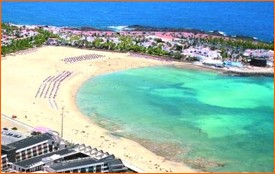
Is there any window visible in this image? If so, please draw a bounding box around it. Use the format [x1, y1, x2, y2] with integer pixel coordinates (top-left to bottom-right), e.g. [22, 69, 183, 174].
[88, 167, 94, 172]
[80, 168, 86, 172]
[49, 145, 53, 152]
[96, 166, 101, 172]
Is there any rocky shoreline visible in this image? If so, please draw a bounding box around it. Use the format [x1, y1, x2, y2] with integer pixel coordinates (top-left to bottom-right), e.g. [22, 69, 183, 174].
[38, 23, 271, 43]
[67, 24, 270, 42]
[223, 70, 274, 77]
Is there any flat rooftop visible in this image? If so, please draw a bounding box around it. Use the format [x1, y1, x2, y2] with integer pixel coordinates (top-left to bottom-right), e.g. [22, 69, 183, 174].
[2, 129, 27, 145]
[6, 133, 55, 150]
[2, 144, 16, 154]
[14, 148, 78, 169]
[48, 155, 126, 172]
[49, 157, 97, 171]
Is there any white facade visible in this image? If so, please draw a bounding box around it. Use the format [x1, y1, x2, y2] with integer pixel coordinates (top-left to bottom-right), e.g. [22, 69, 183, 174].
[182, 47, 222, 61]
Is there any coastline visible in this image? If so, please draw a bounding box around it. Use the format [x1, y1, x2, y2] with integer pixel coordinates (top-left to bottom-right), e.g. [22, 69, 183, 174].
[2, 2, 273, 172]
[2, 46, 273, 172]
[129, 53, 274, 77]
[2, 46, 198, 172]
[65, 50, 201, 172]
[5, 22, 273, 43]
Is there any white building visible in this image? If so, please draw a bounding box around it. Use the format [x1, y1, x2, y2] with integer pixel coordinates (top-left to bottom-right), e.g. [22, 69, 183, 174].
[182, 47, 222, 61]
[243, 49, 274, 60]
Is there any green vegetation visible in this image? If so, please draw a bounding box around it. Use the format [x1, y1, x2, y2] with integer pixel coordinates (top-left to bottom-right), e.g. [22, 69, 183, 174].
[81, 35, 170, 57]
[2, 23, 19, 35]
[1, 23, 273, 62]
[70, 35, 81, 42]
[31, 131, 42, 135]
[202, 37, 274, 50]
[1, 28, 58, 56]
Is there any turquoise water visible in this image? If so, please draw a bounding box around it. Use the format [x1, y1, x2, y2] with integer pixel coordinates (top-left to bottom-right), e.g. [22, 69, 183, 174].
[76, 66, 274, 172]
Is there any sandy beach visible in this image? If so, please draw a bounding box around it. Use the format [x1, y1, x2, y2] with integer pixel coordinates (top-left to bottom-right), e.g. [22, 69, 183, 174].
[1, 115, 33, 134]
[1, 46, 199, 172]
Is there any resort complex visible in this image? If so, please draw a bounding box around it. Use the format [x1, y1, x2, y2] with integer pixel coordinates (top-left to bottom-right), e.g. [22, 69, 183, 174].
[1, 23, 274, 73]
[1, 2, 274, 172]
[1, 127, 128, 173]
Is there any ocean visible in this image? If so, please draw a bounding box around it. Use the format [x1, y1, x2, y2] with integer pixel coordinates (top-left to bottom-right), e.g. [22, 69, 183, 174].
[2, 2, 274, 41]
[3, 2, 274, 172]
[76, 66, 274, 172]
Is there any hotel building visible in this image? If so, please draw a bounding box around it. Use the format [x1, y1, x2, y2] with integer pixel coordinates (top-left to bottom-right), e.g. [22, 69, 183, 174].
[2, 131, 128, 173]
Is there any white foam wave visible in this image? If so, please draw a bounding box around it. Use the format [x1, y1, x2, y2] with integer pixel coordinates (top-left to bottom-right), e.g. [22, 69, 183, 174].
[218, 31, 227, 36]
[209, 30, 227, 36]
[107, 25, 128, 31]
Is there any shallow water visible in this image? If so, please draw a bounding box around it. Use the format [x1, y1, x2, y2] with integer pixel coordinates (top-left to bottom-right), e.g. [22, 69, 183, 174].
[76, 66, 274, 172]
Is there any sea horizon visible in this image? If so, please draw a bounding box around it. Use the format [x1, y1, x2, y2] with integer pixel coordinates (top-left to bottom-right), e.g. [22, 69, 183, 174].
[1, 2, 274, 173]
[2, 2, 274, 42]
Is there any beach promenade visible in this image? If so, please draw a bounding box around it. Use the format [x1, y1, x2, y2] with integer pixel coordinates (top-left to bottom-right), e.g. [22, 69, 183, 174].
[1, 46, 198, 172]
[1, 114, 33, 133]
